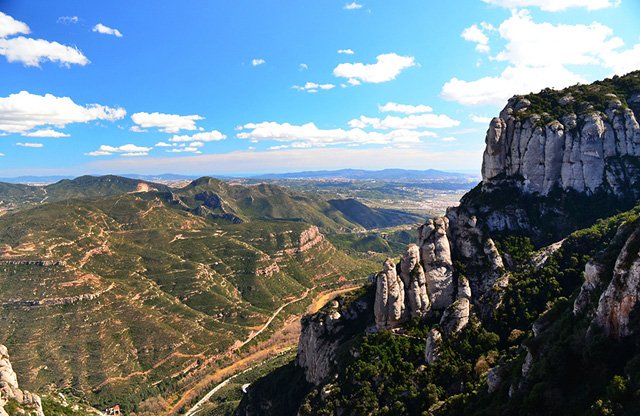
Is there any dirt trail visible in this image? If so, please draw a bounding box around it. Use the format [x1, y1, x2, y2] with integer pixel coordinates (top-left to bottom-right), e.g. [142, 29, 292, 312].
[171, 283, 364, 415]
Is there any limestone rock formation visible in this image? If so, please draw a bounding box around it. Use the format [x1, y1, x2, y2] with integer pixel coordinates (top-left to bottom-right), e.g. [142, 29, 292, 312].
[424, 328, 442, 364]
[0, 345, 44, 416]
[400, 244, 430, 318]
[374, 259, 405, 330]
[482, 96, 640, 197]
[418, 218, 455, 310]
[296, 293, 371, 385]
[439, 281, 471, 336]
[592, 227, 640, 338]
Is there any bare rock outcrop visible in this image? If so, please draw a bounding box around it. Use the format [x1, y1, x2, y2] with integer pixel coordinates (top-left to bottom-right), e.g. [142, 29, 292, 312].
[418, 218, 455, 310]
[424, 328, 442, 364]
[439, 280, 471, 336]
[297, 293, 371, 385]
[482, 96, 640, 198]
[592, 227, 640, 338]
[374, 259, 405, 330]
[400, 244, 430, 318]
[0, 345, 44, 416]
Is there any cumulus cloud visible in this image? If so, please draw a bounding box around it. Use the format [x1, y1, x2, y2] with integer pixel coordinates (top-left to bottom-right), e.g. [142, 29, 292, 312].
[0, 12, 30, 38]
[462, 24, 491, 53]
[299, 63, 308, 70]
[481, 0, 620, 11]
[442, 10, 640, 106]
[131, 112, 203, 133]
[338, 49, 355, 55]
[252, 58, 266, 66]
[92, 23, 123, 37]
[442, 65, 585, 106]
[344, 2, 363, 10]
[441, 137, 458, 142]
[237, 121, 435, 147]
[0, 91, 125, 134]
[378, 102, 433, 114]
[292, 82, 336, 93]
[0, 36, 89, 67]
[21, 129, 70, 138]
[0, 12, 89, 67]
[333, 53, 415, 84]
[86, 144, 152, 157]
[16, 142, 43, 148]
[168, 130, 226, 143]
[348, 113, 460, 130]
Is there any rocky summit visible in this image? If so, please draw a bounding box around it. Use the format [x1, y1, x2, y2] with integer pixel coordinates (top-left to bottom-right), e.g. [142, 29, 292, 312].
[237, 71, 640, 416]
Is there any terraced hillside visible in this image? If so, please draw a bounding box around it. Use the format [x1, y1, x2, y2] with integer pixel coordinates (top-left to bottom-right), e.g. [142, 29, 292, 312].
[0, 177, 408, 412]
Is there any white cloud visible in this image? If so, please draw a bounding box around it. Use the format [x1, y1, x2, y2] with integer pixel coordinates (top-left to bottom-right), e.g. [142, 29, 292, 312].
[131, 112, 203, 133]
[237, 121, 434, 147]
[292, 82, 336, 93]
[378, 102, 433, 114]
[338, 49, 355, 55]
[155, 142, 173, 147]
[0, 153, 4, 157]
[469, 114, 493, 124]
[16, 142, 43, 148]
[333, 53, 415, 84]
[348, 113, 460, 129]
[442, 65, 584, 106]
[168, 130, 226, 143]
[167, 147, 201, 154]
[57, 16, 79, 24]
[481, 0, 620, 12]
[442, 10, 640, 106]
[129, 125, 147, 133]
[0, 91, 125, 134]
[299, 63, 308, 70]
[441, 137, 458, 142]
[21, 129, 70, 138]
[462, 24, 491, 53]
[0, 12, 89, 67]
[0, 12, 30, 38]
[92, 23, 123, 38]
[252, 58, 266, 66]
[344, 2, 363, 10]
[86, 144, 152, 157]
[0, 36, 89, 67]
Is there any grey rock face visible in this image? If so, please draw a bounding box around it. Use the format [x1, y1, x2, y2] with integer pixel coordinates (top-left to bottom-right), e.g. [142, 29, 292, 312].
[297, 297, 369, 385]
[0, 345, 44, 416]
[592, 227, 640, 339]
[418, 218, 455, 310]
[374, 259, 405, 330]
[425, 328, 443, 364]
[401, 244, 430, 318]
[481, 96, 640, 198]
[440, 298, 470, 336]
[487, 365, 503, 394]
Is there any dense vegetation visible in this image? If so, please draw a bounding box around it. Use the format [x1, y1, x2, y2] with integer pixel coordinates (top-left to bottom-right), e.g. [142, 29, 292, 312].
[240, 203, 640, 416]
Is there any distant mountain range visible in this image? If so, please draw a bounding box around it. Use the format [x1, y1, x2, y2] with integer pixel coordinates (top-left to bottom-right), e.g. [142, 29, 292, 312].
[253, 169, 475, 181]
[0, 169, 475, 185]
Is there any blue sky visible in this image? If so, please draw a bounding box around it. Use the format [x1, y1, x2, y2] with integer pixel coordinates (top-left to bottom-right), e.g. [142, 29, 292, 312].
[0, 0, 639, 176]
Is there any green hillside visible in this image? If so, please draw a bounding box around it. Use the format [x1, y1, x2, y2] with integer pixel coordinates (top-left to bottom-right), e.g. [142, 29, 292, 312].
[0, 189, 374, 412]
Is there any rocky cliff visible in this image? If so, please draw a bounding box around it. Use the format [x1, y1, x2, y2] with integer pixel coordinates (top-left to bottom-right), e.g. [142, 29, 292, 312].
[238, 72, 640, 416]
[461, 72, 640, 243]
[0, 345, 43, 416]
